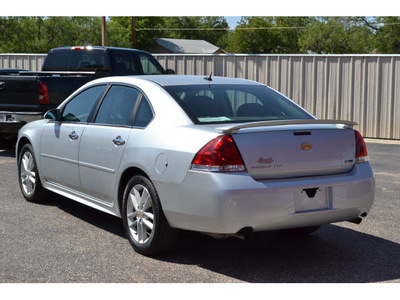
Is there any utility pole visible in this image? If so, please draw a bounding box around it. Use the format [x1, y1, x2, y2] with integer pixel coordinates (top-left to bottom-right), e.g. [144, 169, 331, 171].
[101, 17, 107, 46]
[132, 17, 136, 49]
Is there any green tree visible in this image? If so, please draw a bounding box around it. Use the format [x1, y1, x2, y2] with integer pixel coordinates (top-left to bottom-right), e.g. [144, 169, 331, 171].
[227, 17, 277, 53]
[107, 17, 164, 50]
[373, 17, 400, 53]
[274, 17, 312, 53]
[226, 17, 311, 54]
[299, 17, 373, 54]
[0, 17, 101, 53]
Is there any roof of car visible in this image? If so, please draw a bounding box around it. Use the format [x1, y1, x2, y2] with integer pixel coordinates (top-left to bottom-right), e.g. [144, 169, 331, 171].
[124, 75, 265, 87]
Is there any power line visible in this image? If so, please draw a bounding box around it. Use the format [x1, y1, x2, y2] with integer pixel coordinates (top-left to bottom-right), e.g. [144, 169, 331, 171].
[134, 27, 306, 31]
[135, 22, 400, 32]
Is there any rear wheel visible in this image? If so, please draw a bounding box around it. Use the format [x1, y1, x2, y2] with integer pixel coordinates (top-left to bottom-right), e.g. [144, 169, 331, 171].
[122, 175, 179, 255]
[18, 144, 45, 203]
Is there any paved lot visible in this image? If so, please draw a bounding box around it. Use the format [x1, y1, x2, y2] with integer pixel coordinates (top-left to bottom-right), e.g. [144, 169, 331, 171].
[1, 140, 399, 283]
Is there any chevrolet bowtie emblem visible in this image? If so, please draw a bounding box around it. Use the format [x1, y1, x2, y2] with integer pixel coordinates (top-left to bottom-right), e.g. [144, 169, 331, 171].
[299, 143, 313, 151]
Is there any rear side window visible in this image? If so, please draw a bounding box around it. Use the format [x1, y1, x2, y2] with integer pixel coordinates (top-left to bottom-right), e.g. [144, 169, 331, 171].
[62, 85, 105, 122]
[164, 84, 313, 124]
[95, 85, 140, 125]
[133, 99, 153, 127]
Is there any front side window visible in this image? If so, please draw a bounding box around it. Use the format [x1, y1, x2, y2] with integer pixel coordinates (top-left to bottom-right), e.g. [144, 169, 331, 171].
[62, 85, 105, 122]
[164, 84, 314, 124]
[95, 85, 140, 125]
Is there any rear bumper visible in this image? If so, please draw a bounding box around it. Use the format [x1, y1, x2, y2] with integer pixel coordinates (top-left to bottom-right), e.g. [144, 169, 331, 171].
[0, 111, 43, 133]
[157, 163, 375, 234]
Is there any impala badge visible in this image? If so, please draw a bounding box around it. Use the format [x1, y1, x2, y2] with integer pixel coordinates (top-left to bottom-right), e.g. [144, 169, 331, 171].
[257, 156, 274, 164]
[299, 143, 313, 151]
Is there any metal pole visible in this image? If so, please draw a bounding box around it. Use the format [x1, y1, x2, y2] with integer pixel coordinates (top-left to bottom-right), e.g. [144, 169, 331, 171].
[102, 17, 107, 46]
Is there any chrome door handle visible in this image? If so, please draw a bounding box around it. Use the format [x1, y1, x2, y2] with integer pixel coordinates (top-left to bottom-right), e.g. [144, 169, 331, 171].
[68, 131, 79, 140]
[113, 136, 125, 146]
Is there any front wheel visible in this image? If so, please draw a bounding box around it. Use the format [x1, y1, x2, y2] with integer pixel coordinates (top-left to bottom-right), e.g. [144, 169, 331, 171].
[18, 144, 45, 203]
[122, 175, 179, 255]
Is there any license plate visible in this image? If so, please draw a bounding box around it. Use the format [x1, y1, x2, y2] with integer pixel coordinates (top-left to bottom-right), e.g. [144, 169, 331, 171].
[294, 187, 331, 212]
[0, 113, 6, 122]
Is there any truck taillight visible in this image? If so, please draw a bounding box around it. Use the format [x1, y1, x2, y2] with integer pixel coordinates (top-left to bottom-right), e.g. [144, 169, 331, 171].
[355, 130, 368, 163]
[38, 82, 49, 105]
[191, 135, 246, 172]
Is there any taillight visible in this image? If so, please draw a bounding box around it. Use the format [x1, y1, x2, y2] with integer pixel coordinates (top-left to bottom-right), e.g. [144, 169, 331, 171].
[38, 82, 49, 105]
[355, 130, 368, 163]
[191, 135, 246, 172]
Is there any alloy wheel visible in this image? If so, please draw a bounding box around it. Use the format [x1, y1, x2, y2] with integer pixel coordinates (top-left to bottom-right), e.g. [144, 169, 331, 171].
[126, 184, 154, 244]
[20, 151, 36, 195]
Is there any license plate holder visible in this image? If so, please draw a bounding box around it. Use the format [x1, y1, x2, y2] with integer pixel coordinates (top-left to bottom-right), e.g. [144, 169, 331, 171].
[295, 187, 330, 212]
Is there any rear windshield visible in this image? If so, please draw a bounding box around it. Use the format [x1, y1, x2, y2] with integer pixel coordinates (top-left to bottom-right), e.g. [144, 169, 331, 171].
[42, 49, 111, 72]
[164, 84, 314, 124]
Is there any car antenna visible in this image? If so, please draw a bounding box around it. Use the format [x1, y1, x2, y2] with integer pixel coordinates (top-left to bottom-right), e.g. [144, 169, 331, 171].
[204, 72, 212, 81]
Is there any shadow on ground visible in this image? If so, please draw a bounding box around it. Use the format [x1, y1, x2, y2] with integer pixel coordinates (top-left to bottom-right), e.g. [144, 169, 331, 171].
[38, 193, 400, 283]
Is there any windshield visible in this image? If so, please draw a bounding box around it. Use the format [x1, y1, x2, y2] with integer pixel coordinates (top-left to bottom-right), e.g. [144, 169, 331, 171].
[164, 84, 314, 124]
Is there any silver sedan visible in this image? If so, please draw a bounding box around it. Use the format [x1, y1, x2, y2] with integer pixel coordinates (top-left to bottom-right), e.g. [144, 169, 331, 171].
[16, 75, 375, 255]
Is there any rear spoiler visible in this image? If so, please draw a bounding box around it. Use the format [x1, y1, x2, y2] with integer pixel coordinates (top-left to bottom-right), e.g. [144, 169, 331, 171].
[217, 119, 358, 134]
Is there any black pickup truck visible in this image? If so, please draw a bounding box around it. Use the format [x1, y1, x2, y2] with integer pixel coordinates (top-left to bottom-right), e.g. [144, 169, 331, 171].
[0, 46, 173, 148]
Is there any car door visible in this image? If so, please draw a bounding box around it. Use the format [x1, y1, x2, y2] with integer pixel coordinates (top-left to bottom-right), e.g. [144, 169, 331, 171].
[40, 85, 106, 191]
[78, 85, 140, 204]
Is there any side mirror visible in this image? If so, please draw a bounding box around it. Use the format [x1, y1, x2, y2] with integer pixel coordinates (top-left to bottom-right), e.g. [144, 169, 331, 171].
[166, 69, 175, 75]
[44, 108, 61, 121]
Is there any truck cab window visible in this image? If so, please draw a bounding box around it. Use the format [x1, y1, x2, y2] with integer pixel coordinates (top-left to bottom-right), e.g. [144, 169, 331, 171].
[109, 51, 140, 75]
[138, 53, 165, 75]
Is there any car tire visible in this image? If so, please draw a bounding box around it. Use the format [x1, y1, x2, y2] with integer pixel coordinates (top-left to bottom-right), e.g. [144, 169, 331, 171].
[18, 143, 46, 203]
[122, 175, 179, 255]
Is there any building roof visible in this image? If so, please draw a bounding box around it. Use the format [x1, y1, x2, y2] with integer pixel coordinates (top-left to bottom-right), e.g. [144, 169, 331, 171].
[154, 38, 226, 54]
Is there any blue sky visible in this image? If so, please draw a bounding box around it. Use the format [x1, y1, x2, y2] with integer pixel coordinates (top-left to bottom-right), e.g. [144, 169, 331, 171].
[225, 16, 241, 29]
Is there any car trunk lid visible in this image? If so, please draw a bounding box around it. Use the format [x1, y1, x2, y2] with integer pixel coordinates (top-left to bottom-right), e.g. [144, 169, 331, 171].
[216, 120, 357, 180]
